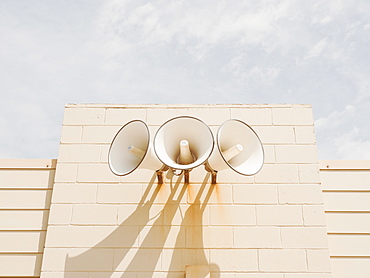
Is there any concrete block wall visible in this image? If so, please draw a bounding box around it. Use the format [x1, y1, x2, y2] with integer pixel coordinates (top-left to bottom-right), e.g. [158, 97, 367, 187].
[40, 104, 332, 277]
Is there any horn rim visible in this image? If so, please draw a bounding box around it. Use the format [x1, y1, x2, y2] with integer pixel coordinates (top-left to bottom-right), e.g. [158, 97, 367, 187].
[108, 119, 150, 176]
[153, 115, 215, 170]
[216, 119, 265, 176]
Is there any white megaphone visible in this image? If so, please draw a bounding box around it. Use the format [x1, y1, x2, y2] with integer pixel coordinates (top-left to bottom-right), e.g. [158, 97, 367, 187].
[206, 119, 264, 183]
[108, 120, 166, 182]
[153, 116, 214, 182]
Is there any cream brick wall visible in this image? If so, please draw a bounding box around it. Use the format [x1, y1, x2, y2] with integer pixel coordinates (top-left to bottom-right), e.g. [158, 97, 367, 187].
[0, 159, 56, 277]
[40, 104, 332, 277]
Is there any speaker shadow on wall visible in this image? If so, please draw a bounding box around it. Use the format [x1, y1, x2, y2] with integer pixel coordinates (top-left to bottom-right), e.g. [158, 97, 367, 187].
[64, 172, 220, 277]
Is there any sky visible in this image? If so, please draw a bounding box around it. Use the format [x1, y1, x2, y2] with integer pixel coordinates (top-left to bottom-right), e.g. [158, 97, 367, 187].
[1, 0, 370, 160]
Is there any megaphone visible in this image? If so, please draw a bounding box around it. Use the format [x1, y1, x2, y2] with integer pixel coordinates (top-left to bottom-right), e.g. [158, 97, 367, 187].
[108, 120, 164, 177]
[153, 116, 214, 175]
[206, 119, 264, 183]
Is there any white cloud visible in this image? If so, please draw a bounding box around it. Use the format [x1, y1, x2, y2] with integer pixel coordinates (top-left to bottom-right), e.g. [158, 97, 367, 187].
[331, 127, 370, 159]
[315, 105, 356, 130]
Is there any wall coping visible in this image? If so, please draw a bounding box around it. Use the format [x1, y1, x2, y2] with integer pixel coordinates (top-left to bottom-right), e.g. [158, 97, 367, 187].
[0, 159, 57, 170]
[319, 160, 370, 170]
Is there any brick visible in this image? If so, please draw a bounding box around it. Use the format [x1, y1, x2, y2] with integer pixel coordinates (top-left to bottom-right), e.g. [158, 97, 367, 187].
[231, 108, 272, 125]
[82, 126, 121, 143]
[58, 145, 101, 163]
[52, 183, 97, 204]
[307, 249, 332, 272]
[234, 275, 283, 278]
[256, 205, 303, 226]
[92, 226, 139, 248]
[45, 226, 93, 247]
[188, 226, 233, 248]
[0, 189, 51, 209]
[65, 248, 115, 271]
[284, 275, 332, 278]
[275, 145, 318, 164]
[41, 248, 67, 271]
[63, 108, 105, 125]
[97, 184, 142, 204]
[181, 204, 210, 226]
[233, 185, 278, 204]
[118, 204, 164, 226]
[272, 107, 314, 125]
[234, 227, 281, 248]
[60, 126, 82, 143]
[48, 204, 72, 225]
[146, 108, 189, 125]
[254, 164, 299, 184]
[210, 205, 256, 225]
[188, 108, 231, 125]
[163, 226, 186, 248]
[281, 227, 329, 248]
[105, 108, 147, 125]
[295, 126, 316, 144]
[161, 248, 210, 272]
[253, 126, 295, 144]
[114, 248, 162, 271]
[212, 168, 255, 184]
[298, 164, 321, 183]
[41, 272, 88, 278]
[259, 249, 307, 272]
[71, 204, 117, 225]
[279, 185, 324, 204]
[210, 249, 258, 271]
[303, 205, 327, 226]
[186, 265, 210, 278]
[187, 183, 233, 204]
[77, 164, 120, 183]
[54, 163, 78, 182]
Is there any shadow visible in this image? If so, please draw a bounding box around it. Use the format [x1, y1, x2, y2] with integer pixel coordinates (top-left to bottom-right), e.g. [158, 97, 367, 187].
[167, 174, 220, 278]
[64, 172, 220, 277]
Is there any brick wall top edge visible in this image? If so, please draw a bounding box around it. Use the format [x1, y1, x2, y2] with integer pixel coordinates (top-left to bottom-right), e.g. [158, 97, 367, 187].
[65, 103, 312, 108]
[0, 159, 57, 169]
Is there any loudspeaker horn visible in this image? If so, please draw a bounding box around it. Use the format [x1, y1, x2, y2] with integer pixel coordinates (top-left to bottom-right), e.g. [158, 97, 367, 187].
[108, 120, 164, 176]
[207, 119, 264, 181]
[153, 116, 214, 172]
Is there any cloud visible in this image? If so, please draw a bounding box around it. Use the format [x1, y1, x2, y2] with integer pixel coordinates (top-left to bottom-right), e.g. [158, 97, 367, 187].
[315, 105, 356, 130]
[331, 127, 370, 159]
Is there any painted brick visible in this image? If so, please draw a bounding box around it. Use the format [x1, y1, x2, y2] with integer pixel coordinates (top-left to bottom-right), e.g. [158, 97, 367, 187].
[254, 164, 299, 184]
[60, 126, 82, 143]
[163, 226, 186, 248]
[117, 204, 164, 226]
[0, 169, 55, 188]
[161, 248, 210, 272]
[52, 183, 97, 204]
[187, 183, 233, 204]
[146, 108, 189, 125]
[263, 145, 275, 163]
[63, 108, 105, 125]
[186, 265, 210, 278]
[210, 249, 258, 271]
[41, 272, 88, 278]
[45, 226, 93, 247]
[0, 231, 46, 252]
[252, 126, 295, 144]
[77, 164, 120, 183]
[0, 210, 48, 230]
[105, 108, 147, 125]
[82, 126, 121, 143]
[233, 185, 278, 204]
[41, 248, 67, 271]
[114, 248, 162, 271]
[234, 275, 284, 278]
[303, 205, 327, 226]
[65, 248, 115, 271]
[210, 205, 256, 225]
[54, 163, 78, 183]
[275, 145, 318, 164]
[48, 204, 73, 225]
[234, 227, 281, 248]
[284, 274, 332, 278]
[307, 249, 332, 272]
[279, 185, 324, 204]
[281, 227, 329, 248]
[71, 204, 117, 225]
[295, 126, 316, 144]
[298, 164, 321, 183]
[188, 108, 231, 125]
[214, 168, 255, 184]
[256, 205, 303, 226]
[97, 184, 142, 204]
[58, 145, 101, 163]
[259, 249, 307, 272]
[100, 145, 110, 163]
[272, 107, 314, 126]
[188, 226, 233, 248]
[230, 108, 272, 125]
[92, 226, 140, 248]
